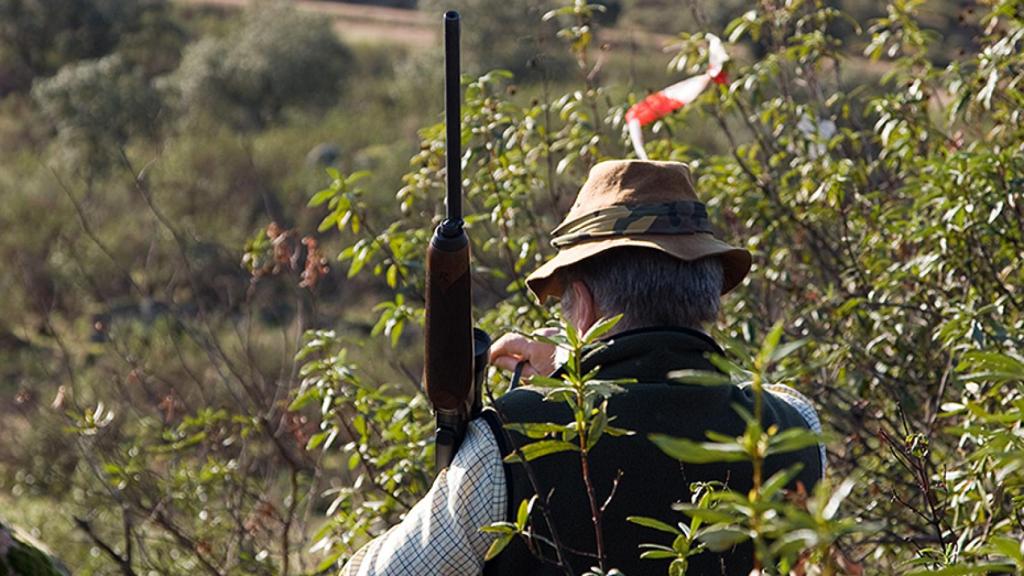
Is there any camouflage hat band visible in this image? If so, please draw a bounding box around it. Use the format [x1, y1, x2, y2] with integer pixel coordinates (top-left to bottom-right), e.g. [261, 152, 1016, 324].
[550, 201, 713, 249]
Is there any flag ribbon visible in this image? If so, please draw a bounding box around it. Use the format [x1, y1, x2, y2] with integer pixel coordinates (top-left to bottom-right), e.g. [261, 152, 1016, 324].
[626, 34, 729, 159]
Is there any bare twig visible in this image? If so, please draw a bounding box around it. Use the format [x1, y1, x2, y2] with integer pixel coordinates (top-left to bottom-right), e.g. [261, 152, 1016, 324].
[49, 166, 146, 300]
[74, 516, 139, 576]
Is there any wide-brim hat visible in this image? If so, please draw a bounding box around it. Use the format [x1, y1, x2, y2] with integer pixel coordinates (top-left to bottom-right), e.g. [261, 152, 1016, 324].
[526, 160, 752, 303]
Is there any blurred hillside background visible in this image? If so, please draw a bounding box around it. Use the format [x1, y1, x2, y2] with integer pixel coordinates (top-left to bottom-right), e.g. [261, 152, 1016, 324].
[2, 0, 1023, 574]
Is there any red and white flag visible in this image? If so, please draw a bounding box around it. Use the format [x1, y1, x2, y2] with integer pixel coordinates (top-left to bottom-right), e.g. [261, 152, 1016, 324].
[626, 34, 729, 159]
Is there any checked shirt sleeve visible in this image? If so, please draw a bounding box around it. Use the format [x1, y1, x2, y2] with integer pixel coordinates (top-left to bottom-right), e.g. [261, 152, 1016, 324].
[341, 418, 507, 576]
[765, 383, 827, 477]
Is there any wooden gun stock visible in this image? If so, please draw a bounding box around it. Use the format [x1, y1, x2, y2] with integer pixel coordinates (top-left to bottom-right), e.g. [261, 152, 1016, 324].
[424, 230, 474, 415]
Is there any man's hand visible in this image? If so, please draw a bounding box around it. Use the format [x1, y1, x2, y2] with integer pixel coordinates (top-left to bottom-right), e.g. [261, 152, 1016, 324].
[489, 329, 559, 380]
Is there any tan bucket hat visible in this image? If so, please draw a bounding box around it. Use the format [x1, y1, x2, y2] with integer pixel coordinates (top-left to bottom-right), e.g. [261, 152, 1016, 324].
[526, 159, 752, 303]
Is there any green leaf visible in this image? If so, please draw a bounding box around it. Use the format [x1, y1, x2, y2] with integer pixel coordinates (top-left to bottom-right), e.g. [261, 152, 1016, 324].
[564, 319, 581, 349]
[604, 425, 633, 437]
[348, 245, 370, 278]
[668, 369, 731, 386]
[584, 380, 628, 399]
[756, 322, 786, 368]
[480, 522, 516, 534]
[766, 427, 822, 456]
[769, 528, 820, 557]
[542, 387, 576, 402]
[516, 496, 536, 528]
[389, 318, 404, 347]
[707, 354, 747, 378]
[760, 463, 804, 499]
[308, 188, 335, 207]
[670, 506, 736, 525]
[317, 210, 341, 232]
[484, 533, 514, 561]
[306, 430, 329, 451]
[988, 535, 1024, 564]
[289, 388, 318, 411]
[529, 333, 565, 347]
[959, 351, 1024, 382]
[529, 375, 568, 388]
[314, 549, 343, 573]
[586, 410, 607, 450]
[503, 422, 568, 438]
[696, 526, 750, 551]
[639, 549, 677, 560]
[583, 314, 622, 343]
[353, 414, 367, 437]
[627, 516, 681, 535]
[823, 477, 856, 520]
[505, 439, 578, 463]
[650, 434, 749, 463]
[345, 170, 371, 185]
[672, 533, 691, 556]
[769, 339, 807, 364]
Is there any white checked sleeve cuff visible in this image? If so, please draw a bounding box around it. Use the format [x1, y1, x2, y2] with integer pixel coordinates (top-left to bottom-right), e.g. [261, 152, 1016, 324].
[341, 418, 506, 576]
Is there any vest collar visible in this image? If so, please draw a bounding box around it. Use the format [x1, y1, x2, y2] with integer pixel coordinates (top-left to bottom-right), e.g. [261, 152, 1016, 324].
[560, 326, 725, 383]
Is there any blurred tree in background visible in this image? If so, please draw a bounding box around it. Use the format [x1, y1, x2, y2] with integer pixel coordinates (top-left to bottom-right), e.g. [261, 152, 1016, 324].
[0, 0, 1022, 575]
[169, 6, 351, 130]
[33, 55, 162, 171]
[0, 0, 175, 95]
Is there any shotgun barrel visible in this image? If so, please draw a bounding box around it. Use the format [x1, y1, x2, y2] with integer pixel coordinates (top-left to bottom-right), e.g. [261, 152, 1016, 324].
[424, 10, 478, 473]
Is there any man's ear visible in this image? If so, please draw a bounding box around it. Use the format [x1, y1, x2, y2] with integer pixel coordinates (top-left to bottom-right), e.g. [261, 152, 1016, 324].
[569, 280, 597, 334]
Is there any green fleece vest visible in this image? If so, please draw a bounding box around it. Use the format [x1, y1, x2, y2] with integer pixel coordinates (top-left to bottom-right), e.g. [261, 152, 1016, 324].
[480, 327, 822, 576]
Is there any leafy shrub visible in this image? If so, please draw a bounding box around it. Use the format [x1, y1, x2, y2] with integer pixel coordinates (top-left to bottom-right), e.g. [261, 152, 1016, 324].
[32, 54, 162, 170]
[0, 0, 167, 94]
[168, 6, 351, 130]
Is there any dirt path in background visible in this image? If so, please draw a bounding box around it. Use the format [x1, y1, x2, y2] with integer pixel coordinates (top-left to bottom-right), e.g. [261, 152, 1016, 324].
[173, 0, 677, 50]
[176, 0, 445, 47]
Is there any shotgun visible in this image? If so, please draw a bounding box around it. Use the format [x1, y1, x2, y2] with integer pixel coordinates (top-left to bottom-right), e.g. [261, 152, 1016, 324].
[424, 10, 490, 475]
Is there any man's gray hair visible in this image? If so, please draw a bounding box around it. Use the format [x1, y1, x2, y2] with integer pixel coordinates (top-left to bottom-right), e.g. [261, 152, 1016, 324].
[560, 248, 723, 332]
